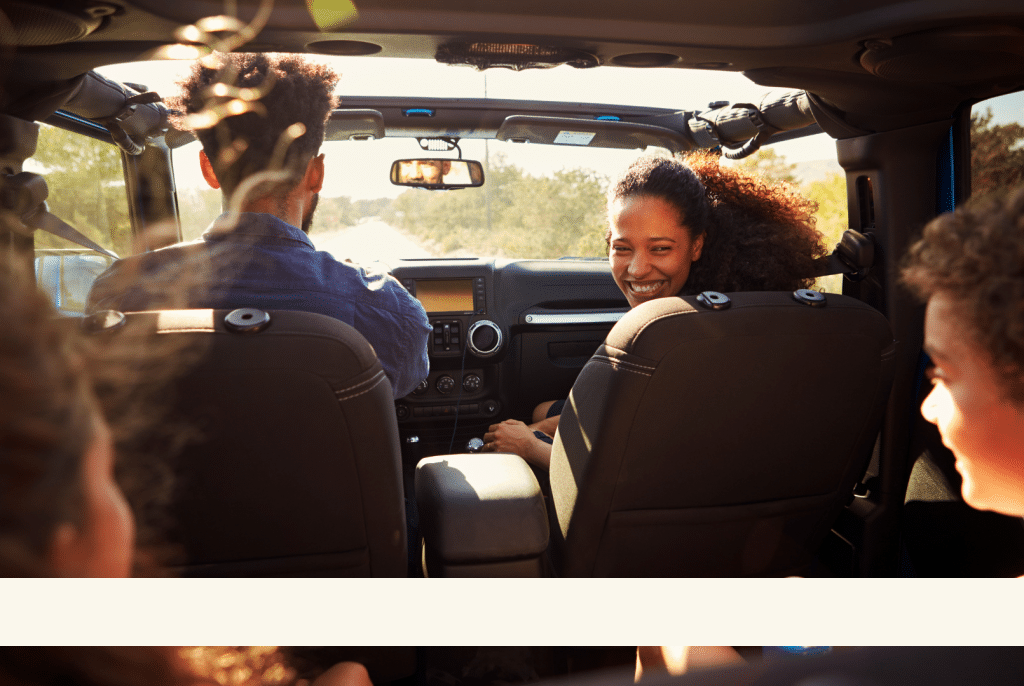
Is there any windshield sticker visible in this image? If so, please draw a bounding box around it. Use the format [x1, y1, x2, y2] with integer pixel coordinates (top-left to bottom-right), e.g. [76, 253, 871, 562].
[554, 130, 596, 145]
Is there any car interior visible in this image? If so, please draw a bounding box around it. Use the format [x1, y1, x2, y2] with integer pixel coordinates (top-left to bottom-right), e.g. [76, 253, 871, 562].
[2, 0, 1024, 576]
[278, 647, 1024, 686]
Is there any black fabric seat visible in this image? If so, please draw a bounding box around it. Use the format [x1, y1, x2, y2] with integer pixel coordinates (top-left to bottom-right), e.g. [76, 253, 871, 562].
[547, 291, 896, 576]
[110, 308, 407, 577]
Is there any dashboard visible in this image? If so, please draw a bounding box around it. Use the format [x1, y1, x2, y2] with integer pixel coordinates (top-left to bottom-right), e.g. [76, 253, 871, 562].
[391, 258, 628, 455]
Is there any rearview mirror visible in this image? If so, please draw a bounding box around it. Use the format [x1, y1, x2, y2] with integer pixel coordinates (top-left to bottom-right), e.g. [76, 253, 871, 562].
[390, 159, 484, 189]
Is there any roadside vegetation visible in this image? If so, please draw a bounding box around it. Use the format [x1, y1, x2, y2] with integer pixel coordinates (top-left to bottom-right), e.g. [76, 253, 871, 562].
[36, 108, 1021, 262]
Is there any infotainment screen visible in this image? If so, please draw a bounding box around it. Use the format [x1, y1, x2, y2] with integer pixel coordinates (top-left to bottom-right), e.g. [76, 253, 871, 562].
[414, 279, 474, 313]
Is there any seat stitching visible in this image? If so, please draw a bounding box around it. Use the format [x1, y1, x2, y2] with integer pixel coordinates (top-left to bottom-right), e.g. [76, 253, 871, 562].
[335, 370, 386, 400]
[589, 354, 655, 372]
[154, 326, 216, 334]
[627, 309, 695, 346]
[334, 369, 385, 396]
[590, 356, 652, 377]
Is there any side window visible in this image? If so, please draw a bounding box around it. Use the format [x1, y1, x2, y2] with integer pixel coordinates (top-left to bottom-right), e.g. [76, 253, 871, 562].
[172, 140, 222, 241]
[25, 122, 130, 315]
[970, 90, 1024, 204]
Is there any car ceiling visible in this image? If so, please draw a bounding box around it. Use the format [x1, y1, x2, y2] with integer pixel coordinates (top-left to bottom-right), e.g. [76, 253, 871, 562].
[2, 0, 1024, 134]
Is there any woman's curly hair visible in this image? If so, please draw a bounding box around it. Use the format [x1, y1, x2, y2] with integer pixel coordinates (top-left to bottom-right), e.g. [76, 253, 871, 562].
[902, 186, 1024, 403]
[171, 53, 339, 198]
[607, 152, 829, 295]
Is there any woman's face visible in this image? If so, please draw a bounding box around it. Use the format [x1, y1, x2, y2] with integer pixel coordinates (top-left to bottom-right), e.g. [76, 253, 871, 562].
[920, 291, 1024, 517]
[49, 415, 135, 577]
[609, 194, 704, 308]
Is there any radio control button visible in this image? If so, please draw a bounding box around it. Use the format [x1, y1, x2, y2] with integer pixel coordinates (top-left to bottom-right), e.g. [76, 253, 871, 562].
[436, 375, 456, 394]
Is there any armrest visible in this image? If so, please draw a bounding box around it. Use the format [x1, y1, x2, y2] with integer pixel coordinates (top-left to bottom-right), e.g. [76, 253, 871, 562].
[415, 453, 549, 576]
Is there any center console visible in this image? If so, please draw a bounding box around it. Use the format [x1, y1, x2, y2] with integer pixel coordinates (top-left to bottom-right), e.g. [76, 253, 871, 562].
[393, 263, 504, 430]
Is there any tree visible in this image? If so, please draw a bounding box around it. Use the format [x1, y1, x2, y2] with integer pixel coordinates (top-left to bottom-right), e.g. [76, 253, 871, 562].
[383, 154, 608, 258]
[313, 195, 358, 232]
[802, 172, 847, 251]
[30, 124, 132, 255]
[970, 107, 1024, 204]
[733, 148, 798, 184]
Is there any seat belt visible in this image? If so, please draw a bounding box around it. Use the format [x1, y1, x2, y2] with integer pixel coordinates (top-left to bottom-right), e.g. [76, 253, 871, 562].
[0, 170, 119, 259]
[27, 204, 119, 259]
[821, 228, 873, 279]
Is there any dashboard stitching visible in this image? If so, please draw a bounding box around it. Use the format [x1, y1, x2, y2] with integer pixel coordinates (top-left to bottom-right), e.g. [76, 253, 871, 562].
[335, 370, 387, 400]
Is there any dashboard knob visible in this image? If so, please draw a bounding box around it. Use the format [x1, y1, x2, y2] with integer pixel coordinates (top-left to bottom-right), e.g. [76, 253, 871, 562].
[462, 373, 482, 392]
[436, 375, 456, 394]
[412, 378, 429, 395]
[395, 404, 409, 420]
[468, 320, 502, 357]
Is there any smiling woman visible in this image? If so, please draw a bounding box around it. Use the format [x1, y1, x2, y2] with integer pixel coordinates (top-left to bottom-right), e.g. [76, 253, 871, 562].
[609, 185, 705, 308]
[606, 154, 829, 300]
[483, 152, 829, 465]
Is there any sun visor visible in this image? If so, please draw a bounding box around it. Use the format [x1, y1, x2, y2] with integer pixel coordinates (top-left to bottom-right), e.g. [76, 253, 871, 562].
[326, 109, 386, 141]
[496, 115, 690, 152]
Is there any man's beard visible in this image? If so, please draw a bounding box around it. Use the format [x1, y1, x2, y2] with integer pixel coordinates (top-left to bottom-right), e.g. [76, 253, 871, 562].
[301, 192, 319, 234]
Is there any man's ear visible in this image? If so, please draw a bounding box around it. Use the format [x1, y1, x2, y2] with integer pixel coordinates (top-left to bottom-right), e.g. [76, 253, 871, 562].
[199, 149, 221, 190]
[305, 153, 325, 194]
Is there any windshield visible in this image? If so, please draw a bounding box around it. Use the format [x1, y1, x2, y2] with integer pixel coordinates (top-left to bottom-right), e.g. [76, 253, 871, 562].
[97, 57, 844, 268]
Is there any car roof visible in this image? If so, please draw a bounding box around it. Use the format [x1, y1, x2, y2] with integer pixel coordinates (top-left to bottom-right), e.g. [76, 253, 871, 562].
[3, 0, 1024, 135]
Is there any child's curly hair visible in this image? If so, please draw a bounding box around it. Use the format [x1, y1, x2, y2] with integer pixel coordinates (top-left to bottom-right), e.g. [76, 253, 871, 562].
[903, 185, 1024, 403]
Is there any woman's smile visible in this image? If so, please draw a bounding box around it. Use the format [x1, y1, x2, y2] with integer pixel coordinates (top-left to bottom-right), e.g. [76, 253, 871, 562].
[609, 195, 704, 309]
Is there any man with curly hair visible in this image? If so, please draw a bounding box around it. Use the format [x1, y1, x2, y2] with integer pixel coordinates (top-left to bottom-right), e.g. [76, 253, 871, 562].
[902, 186, 1024, 517]
[88, 53, 430, 398]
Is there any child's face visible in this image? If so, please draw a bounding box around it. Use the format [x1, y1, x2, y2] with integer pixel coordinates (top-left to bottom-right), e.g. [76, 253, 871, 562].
[921, 291, 1024, 516]
[48, 415, 135, 577]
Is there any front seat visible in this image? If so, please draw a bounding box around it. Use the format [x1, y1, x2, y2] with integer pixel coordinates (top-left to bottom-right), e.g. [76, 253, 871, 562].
[547, 290, 896, 576]
[102, 308, 407, 577]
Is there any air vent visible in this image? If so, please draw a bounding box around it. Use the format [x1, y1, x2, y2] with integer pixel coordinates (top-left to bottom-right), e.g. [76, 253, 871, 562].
[436, 42, 598, 71]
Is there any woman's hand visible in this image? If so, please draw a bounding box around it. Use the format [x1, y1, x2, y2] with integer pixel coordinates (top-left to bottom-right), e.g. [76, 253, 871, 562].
[482, 419, 553, 469]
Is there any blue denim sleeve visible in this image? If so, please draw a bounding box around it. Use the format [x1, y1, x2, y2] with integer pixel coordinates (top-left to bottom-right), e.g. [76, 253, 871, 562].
[375, 278, 431, 399]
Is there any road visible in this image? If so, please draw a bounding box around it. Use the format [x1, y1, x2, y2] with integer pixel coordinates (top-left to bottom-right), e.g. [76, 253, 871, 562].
[309, 219, 436, 266]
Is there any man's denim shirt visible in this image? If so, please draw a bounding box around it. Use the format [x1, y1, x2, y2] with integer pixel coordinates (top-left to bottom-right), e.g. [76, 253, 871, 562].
[88, 212, 431, 398]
